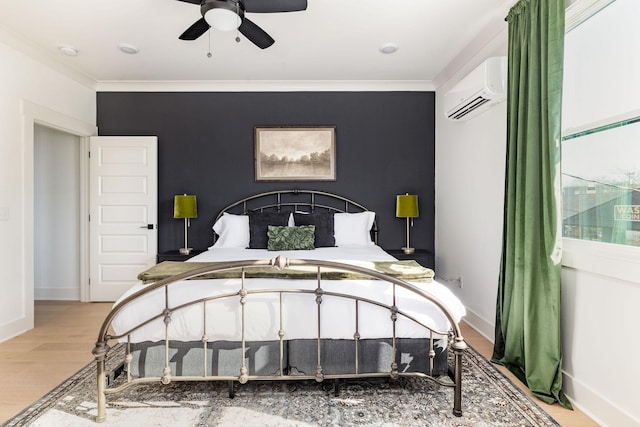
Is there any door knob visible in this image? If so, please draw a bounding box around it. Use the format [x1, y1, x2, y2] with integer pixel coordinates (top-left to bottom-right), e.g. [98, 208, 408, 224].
[140, 224, 155, 229]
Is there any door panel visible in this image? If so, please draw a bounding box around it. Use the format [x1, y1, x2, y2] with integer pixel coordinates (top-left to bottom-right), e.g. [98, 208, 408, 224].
[90, 136, 157, 301]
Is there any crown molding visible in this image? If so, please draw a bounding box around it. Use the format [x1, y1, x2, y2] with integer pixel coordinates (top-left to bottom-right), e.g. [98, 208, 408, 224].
[435, 0, 616, 92]
[95, 79, 436, 92]
[0, 25, 96, 90]
[433, 0, 513, 92]
[566, 0, 616, 32]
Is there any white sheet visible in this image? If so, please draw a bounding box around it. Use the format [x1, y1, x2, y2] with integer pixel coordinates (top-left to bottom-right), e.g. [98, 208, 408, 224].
[112, 246, 465, 343]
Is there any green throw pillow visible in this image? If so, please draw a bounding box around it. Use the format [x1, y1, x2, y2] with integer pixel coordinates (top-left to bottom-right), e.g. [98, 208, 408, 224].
[267, 225, 315, 251]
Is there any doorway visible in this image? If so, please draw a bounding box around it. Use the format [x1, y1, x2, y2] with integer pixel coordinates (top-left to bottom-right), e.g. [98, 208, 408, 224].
[34, 124, 82, 300]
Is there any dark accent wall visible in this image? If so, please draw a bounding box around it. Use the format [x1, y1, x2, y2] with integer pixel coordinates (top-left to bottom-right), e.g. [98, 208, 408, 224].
[96, 92, 435, 253]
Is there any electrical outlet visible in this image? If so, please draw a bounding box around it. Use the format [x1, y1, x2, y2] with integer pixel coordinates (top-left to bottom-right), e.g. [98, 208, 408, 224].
[0, 206, 9, 221]
[440, 276, 464, 289]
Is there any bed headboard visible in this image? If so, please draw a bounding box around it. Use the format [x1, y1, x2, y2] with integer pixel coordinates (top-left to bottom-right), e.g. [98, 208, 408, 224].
[214, 189, 379, 244]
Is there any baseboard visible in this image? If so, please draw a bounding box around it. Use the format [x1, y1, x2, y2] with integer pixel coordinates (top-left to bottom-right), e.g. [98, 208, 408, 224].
[563, 371, 639, 427]
[34, 287, 80, 301]
[460, 307, 495, 343]
[0, 316, 33, 344]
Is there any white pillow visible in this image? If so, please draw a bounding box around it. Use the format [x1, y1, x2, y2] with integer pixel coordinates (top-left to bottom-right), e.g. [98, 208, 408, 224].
[211, 212, 294, 248]
[333, 212, 376, 246]
[211, 213, 250, 248]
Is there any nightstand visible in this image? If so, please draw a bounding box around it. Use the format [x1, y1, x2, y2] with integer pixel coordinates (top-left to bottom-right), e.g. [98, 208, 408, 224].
[386, 249, 434, 269]
[156, 249, 206, 263]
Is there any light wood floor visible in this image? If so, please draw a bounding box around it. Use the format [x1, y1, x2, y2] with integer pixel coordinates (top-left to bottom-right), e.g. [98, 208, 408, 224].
[0, 301, 599, 426]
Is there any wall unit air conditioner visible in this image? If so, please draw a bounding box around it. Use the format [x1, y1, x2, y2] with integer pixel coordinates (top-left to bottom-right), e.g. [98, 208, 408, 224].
[444, 56, 507, 121]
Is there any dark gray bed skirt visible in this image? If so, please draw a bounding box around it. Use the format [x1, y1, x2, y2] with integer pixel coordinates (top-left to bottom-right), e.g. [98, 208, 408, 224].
[126, 337, 449, 379]
[288, 338, 448, 376]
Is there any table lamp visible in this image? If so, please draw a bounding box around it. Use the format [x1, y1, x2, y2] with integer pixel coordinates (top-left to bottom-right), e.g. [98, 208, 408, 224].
[396, 193, 419, 254]
[174, 194, 198, 254]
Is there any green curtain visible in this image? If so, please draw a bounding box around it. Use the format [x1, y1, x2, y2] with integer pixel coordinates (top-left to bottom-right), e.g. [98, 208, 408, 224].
[492, 0, 572, 409]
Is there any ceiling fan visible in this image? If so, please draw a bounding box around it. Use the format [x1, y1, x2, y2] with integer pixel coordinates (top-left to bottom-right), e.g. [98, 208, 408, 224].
[177, 0, 307, 49]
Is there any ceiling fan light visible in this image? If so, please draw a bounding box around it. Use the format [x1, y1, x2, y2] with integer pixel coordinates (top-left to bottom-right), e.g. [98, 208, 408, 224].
[205, 8, 241, 32]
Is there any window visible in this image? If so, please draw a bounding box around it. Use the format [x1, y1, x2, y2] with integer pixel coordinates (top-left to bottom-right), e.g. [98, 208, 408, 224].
[561, 0, 640, 247]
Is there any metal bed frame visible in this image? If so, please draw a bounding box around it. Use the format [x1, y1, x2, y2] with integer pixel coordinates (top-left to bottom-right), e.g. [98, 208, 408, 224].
[91, 190, 466, 423]
[212, 188, 379, 244]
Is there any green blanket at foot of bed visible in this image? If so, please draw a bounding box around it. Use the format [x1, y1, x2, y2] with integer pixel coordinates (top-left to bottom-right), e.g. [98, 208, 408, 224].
[137, 259, 435, 285]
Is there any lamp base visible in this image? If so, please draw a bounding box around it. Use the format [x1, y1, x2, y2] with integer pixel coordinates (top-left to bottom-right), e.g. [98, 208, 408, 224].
[179, 247, 192, 255]
[402, 247, 415, 254]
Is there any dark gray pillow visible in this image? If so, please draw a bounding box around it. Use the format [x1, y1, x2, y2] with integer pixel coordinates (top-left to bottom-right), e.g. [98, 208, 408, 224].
[293, 211, 335, 247]
[248, 211, 290, 249]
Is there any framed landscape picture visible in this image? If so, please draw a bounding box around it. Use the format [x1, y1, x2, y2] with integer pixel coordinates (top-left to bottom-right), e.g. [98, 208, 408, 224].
[255, 126, 336, 181]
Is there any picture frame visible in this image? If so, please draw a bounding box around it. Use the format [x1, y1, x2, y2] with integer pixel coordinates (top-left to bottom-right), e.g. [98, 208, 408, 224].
[255, 126, 336, 181]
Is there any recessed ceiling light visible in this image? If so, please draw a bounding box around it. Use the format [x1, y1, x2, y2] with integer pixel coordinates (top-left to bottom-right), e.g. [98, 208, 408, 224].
[118, 43, 139, 54]
[379, 43, 398, 54]
[58, 45, 78, 56]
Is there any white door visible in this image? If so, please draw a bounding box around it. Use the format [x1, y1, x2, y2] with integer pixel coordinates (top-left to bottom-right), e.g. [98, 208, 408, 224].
[89, 136, 158, 301]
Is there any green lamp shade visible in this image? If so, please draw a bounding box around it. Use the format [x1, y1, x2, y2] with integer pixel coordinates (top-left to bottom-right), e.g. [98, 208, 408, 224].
[174, 194, 198, 219]
[396, 194, 419, 218]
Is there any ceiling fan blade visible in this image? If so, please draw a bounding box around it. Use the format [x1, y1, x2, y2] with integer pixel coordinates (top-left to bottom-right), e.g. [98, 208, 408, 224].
[179, 17, 210, 40]
[242, 0, 307, 13]
[175, 0, 202, 4]
[238, 17, 275, 49]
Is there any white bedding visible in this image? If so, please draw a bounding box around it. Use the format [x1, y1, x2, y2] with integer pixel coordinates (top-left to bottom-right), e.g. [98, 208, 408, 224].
[112, 245, 465, 343]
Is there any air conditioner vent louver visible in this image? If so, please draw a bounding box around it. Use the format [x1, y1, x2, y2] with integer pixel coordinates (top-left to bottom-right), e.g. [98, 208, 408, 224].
[446, 96, 491, 120]
[444, 57, 507, 121]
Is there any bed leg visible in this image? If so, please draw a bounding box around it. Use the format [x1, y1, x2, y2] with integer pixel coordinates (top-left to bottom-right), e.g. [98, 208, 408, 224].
[452, 341, 465, 417]
[228, 381, 235, 399]
[95, 360, 107, 422]
[333, 379, 340, 397]
[92, 342, 109, 423]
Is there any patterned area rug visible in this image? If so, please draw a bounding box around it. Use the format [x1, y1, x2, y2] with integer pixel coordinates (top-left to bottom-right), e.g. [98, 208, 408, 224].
[3, 345, 559, 426]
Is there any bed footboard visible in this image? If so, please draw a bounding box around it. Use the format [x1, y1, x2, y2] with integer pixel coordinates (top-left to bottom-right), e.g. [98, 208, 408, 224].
[92, 256, 466, 423]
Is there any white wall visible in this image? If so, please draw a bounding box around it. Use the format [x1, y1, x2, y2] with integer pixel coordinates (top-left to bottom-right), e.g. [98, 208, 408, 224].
[34, 125, 81, 300]
[435, 26, 640, 427]
[435, 35, 508, 340]
[0, 40, 95, 342]
[561, 261, 640, 427]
